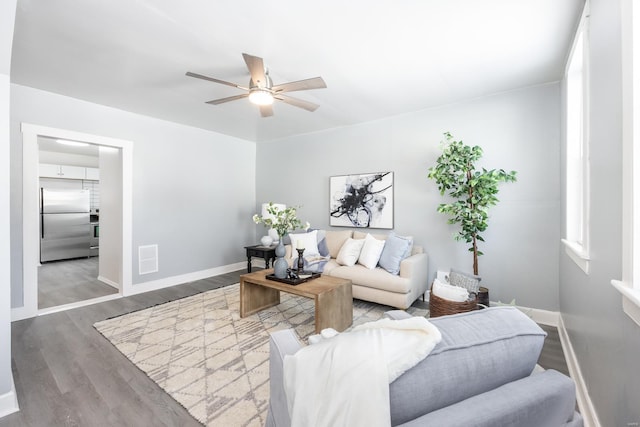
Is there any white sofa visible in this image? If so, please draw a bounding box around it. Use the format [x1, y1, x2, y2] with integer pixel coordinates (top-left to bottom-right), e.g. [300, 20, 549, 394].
[285, 229, 429, 309]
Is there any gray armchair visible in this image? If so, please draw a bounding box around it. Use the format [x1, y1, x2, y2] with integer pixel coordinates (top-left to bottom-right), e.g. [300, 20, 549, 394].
[266, 306, 583, 427]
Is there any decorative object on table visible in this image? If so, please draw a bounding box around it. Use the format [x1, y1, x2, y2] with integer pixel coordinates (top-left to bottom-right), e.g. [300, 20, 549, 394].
[330, 172, 393, 229]
[259, 202, 286, 244]
[427, 132, 517, 276]
[273, 242, 287, 278]
[296, 247, 305, 271]
[265, 270, 322, 285]
[260, 235, 273, 246]
[253, 202, 309, 278]
[265, 268, 322, 285]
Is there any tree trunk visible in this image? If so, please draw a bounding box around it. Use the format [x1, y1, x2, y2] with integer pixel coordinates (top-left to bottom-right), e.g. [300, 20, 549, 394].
[467, 168, 479, 275]
[472, 233, 479, 275]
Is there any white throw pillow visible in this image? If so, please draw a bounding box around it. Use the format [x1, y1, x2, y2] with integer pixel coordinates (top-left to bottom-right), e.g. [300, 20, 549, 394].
[336, 238, 365, 267]
[358, 234, 386, 269]
[289, 230, 320, 259]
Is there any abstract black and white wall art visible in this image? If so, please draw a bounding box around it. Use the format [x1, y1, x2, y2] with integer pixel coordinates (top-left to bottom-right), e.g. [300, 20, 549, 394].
[329, 172, 394, 229]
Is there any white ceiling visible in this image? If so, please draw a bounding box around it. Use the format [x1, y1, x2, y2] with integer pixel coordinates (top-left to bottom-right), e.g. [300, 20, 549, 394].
[11, 0, 583, 143]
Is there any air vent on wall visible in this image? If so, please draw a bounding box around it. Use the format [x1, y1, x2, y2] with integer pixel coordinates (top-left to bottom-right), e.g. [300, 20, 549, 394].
[139, 244, 158, 275]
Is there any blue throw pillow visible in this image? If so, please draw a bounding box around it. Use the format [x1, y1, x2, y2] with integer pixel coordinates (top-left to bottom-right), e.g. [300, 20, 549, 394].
[378, 232, 412, 275]
[317, 238, 330, 257]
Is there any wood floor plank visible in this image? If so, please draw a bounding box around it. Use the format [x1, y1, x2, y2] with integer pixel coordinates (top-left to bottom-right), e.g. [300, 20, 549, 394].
[38, 257, 118, 309]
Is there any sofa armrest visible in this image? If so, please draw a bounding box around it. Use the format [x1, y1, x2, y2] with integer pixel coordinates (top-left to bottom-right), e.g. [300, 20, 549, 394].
[399, 252, 429, 295]
[266, 329, 303, 427]
[398, 370, 582, 427]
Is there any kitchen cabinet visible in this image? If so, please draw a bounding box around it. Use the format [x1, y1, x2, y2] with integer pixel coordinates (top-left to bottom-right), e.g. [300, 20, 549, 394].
[85, 167, 100, 180]
[39, 163, 62, 178]
[39, 163, 99, 181]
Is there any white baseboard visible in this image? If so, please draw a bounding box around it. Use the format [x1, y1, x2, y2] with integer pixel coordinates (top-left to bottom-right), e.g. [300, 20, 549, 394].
[12, 261, 247, 321]
[517, 305, 559, 326]
[37, 293, 121, 317]
[0, 375, 19, 418]
[127, 261, 246, 296]
[487, 301, 559, 326]
[10, 306, 33, 322]
[97, 275, 120, 290]
[558, 314, 601, 427]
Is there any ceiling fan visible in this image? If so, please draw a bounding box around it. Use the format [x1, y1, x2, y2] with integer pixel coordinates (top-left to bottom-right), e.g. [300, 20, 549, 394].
[186, 53, 327, 117]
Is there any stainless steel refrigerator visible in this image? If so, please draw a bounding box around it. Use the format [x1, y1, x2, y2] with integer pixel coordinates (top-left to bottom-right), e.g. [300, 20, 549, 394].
[40, 188, 91, 262]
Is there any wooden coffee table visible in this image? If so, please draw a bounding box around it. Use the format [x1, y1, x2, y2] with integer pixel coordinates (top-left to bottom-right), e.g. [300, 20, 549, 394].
[240, 269, 353, 333]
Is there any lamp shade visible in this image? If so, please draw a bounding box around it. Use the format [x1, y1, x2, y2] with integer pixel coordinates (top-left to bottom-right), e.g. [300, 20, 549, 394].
[261, 203, 286, 221]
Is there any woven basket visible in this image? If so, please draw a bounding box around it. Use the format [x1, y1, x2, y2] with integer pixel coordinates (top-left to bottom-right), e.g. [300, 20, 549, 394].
[428, 282, 478, 318]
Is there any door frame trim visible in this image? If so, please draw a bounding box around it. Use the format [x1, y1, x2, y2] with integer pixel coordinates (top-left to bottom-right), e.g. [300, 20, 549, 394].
[13, 123, 133, 321]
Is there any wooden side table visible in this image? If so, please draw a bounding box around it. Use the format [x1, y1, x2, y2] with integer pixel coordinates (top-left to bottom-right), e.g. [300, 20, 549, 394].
[244, 244, 277, 273]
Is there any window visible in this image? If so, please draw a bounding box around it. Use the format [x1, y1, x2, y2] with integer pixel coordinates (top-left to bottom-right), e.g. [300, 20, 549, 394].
[612, 0, 640, 327]
[562, 4, 590, 274]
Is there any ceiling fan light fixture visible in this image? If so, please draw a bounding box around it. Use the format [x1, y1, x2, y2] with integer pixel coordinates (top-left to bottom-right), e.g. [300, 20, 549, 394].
[248, 89, 274, 106]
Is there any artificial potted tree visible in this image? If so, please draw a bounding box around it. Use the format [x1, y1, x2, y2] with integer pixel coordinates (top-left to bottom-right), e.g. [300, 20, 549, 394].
[428, 132, 516, 303]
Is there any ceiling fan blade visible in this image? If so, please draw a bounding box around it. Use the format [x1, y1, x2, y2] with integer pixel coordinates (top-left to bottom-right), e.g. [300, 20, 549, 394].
[272, 77, 327, 93]
[186, 71, 248, 90]
[275, 94, 320, 112]
[260, 104, 274, 117]
[205, 94, 249, 105]
[242, 53, 267, 87]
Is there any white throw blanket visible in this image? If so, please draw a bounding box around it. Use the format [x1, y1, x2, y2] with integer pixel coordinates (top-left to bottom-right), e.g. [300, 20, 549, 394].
[432, 278, 470, 302]
[283, 317, 442, 427]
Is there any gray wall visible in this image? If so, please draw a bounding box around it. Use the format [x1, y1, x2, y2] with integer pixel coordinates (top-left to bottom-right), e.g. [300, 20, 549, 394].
[560, 0, 640, 425]
[257, 83, 561, 310]
[99, 147, 123, 285]
[10, 84, 257, 308]
[1, 0, 16, 408]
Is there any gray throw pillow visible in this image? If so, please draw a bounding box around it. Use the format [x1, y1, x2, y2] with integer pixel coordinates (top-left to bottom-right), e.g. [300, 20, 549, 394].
[449, 268, 481, 295]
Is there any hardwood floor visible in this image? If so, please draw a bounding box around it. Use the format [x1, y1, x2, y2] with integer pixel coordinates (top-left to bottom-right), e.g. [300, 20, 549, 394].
[38, 257, 118, 309]
[2, 270, 570, 426]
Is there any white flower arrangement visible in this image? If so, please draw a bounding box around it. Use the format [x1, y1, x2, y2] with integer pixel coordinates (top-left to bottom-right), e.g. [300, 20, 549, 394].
[253, 202, 309, 238]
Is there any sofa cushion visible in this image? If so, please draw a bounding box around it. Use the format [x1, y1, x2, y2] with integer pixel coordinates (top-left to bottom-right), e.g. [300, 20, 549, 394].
[378, 232, 413, 275]
[336, 238, 365, 266]
[327, 264, 414, 293]
[388, 307, 546, 426]
[325, 230, 353, 258]
[358, 233, 386, 269]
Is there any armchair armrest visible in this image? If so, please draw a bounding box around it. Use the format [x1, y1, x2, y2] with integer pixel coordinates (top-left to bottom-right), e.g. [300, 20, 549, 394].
[266, 329, 303, 427]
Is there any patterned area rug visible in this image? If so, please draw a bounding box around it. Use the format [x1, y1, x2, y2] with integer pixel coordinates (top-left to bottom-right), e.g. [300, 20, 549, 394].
[94, 283, 428, 426]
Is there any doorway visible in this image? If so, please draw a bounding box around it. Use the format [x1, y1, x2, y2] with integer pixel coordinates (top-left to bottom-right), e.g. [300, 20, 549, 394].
[37, 136, 117, 310]
[14, 123, 133, 320]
